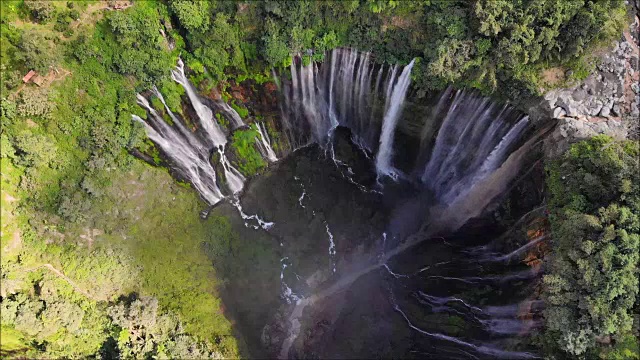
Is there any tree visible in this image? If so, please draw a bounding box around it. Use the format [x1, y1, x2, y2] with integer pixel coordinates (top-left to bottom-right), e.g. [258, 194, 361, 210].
[189, 13, 246, 79]
[17, 87, 54, 119]
[1, 97, 17, 121]
[107, 296, 221, 359]
[40, 301, 85, 336]
[17, 29, 58, 73]
[23, 0, 56, 24]
[543, 136, 640, 356]
[14, 132, 57, 168]
[169, 0, 211, 33]
[427, 39, 474, 84]
[262, 19, 290, 67]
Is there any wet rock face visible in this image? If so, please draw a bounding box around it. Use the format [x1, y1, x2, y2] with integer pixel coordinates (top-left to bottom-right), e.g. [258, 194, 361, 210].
[212, 130, 389, 358]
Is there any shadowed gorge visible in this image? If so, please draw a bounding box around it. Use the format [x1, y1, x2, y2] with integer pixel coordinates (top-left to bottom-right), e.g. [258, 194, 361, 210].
[129, 51, 550, 359]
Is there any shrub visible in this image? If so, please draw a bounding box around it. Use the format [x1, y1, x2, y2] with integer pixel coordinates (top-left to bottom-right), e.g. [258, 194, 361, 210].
[23, 0, 56, 24]
[230, 125, 267, 176]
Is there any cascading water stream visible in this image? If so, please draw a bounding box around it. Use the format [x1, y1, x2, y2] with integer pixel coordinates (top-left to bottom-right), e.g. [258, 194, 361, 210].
[218, 146, 246, 194]
[135, 89, 245, 200]
[280, 257, 303, 304]
[418, 90, 530, 203]
[131, 98, 223, 205]
[325, 223, 337, 273]
[215, 100, 245, 129]
[375, 59, 415, 179]
[169, 59, 247, 195]
[254, 122, 278, 162]
[131, 115, 224, 204]
[171, 58, 227, 146]
[278, 49, 415, 162]
[150, 86, 206, 152]
[389, 289, 538, 359]
[230, 198, 274, 230]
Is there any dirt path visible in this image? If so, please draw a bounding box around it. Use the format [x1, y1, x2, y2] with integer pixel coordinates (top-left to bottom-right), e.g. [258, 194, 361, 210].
[29, 263, 104, 301]
[71, 2, 108, 30]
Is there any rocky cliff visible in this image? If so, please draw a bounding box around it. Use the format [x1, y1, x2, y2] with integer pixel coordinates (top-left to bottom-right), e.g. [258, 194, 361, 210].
[531, 12, 639, 156]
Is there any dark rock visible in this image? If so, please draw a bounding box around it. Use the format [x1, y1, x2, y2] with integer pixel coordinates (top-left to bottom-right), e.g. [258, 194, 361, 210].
[612, 104, 621, 116]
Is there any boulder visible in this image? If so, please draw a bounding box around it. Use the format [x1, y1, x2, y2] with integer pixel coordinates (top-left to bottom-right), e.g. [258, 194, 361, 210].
[557, 97, 581, 117]
[553, 107, 566, 119]
[612, 103, 621, 116]
[587, 99, 604, 116]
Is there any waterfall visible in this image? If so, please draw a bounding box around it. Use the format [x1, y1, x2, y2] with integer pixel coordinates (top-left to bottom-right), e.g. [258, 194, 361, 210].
[277, 52, 528, 193]
[327, 49, 338, 131]
[171, 58, 227, 146]
[374, 59, 415, 178]
[278, 49, 415, 171]
[255, 121, 278, 162]
[131, 94, 224, 205]
[134, 92, 244, 202]
[414, 86, 454, 172]
[218, 146, 246, 194]
[133, 59, 252, 203]
[215, 100, 245, 129]
[267, 49, 543, 359]
[150, 87, 205, 152]
[170, 59, 246, 194]
[418, 90, 529, 203]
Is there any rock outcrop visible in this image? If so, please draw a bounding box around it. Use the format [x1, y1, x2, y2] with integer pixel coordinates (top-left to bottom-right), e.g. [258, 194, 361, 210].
[532, 14, 639, 156]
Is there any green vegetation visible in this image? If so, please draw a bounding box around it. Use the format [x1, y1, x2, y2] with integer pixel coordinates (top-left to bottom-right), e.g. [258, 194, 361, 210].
[1, 157, 242, 358]
[166, 0, 627, 100]
[1, 0, 634, 358]
[1, 1, 242, 358]
[0, 326, 30, 357]
[543, 136, 639, 358]
[231, 125, 267, 177]
[231, 100, 249, 119]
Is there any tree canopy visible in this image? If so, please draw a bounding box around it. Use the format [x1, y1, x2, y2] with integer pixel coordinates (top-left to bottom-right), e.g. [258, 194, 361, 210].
[543, 136, 639, 357]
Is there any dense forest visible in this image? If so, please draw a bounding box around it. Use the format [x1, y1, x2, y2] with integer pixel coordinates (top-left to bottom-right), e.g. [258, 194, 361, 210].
[1, 0, 638, 359]
[543, 136, 639, 358]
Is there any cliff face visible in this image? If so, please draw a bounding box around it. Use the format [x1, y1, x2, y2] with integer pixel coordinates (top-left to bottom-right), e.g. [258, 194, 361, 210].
[529, 14, 640, 157]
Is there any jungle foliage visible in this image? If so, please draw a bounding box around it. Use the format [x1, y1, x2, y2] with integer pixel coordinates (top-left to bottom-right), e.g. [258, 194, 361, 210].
[231, 125, 267, 177]
[0, 0, 634, 358]
[543, 136, 639, 358]
[1, 1, 239, 358]
[168, 0, 628, 99]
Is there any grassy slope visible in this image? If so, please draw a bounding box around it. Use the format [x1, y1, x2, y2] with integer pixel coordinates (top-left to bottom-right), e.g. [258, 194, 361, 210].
[1, 2, 243, 357]
[1, 157, 242, 356]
